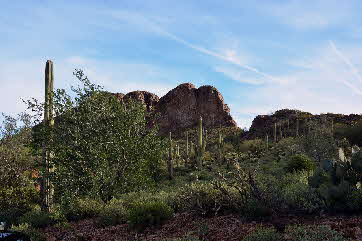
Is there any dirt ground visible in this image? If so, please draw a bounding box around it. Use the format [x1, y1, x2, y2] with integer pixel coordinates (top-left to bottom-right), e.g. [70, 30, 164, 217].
[43, 213, 362, 241]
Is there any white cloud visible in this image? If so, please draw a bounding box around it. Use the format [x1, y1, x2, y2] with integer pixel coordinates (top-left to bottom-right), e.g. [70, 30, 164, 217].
[214, 66, 264, 85]
[229, 42, 362, 128]
[329, 41, 362, 86]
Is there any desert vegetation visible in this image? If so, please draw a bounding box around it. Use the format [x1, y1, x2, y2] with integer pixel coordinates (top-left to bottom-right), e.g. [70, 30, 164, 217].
[1, 65, 362, 241]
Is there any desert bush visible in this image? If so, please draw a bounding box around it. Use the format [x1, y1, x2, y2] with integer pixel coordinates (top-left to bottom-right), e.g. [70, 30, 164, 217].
[285, 225, 345, 241]
[285, 154, 316, 173]
[127, 200, 173, 231]
[0, 208, 28, 229]
[175, 183, 222, 215]
[334, 120, 362, 146]
[62, 197, 104, 221]
[19, 207, 63, 229]
[10, 223, 46, 241]
[175, 182, 242, 216]
[27, 70, 166, 202]
[239, 139, 264, 155]
[0, 113, 40, 212]
[345, 187, 362, 212]
[241, 198, 273, 218]
[0, 184, 39, 211]
[299, 124, 338, 162]
[97, 199, 128, 227]
[243, 227, 281, 241]
[281, 172, 324, 213]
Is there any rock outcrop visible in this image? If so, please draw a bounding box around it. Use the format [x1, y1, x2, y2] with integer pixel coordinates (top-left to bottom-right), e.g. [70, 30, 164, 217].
[154, 83, 237, 134]
[123, 91, 160, 112]
[114, 83, 237, 135]
[246, 109, 362, 139]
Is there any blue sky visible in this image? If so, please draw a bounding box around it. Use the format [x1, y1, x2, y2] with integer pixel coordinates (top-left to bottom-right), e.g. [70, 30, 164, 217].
[1, 0, 362, 128]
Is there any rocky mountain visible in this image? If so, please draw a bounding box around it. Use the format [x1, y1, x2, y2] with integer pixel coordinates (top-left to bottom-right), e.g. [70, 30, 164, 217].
[115, 83, 237, 135]
[246, 109, 362, 140]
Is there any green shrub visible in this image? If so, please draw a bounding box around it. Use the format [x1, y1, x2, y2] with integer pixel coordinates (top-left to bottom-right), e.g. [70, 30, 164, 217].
[128, 200, 173, 231]
[285, 225, 345, 241]
[117, 190, 174, 209]
[97, 199, 127, 227]
[18, 205, 65, 229]
[241, 198, 273, 218]
[281, 172, 324, 213]
[239, 139, 264, 155]
[174, 183, 234, 216]
[10, 223, 46, 241]
[62, 197, 104, 221]
[0, 185, 39, 211]
[0, 208, 28, 228]
[346, 187, 362, 212]
[308, 168, 330, 188]
[243, 227, 281, 241]
[351, 150, 362, 172]
[285, 154, 316, 173]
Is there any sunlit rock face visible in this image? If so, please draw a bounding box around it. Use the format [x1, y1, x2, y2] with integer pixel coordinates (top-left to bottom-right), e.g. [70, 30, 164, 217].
[154, 83, 237, 135]
[115, 83, 237, 135]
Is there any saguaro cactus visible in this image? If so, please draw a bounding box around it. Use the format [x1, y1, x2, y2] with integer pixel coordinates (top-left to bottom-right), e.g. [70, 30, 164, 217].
[296, 118, 299, 137]
[274, 123, 277, 142]
[185, 131, 189, 167]
[175, 142, 180, 168]
[196, 116, 205, 169]
[42, 60, 54, 213]
[266, 134, 269, 151]
[168, 132, 174, 180]
[217, 130, 224, 164]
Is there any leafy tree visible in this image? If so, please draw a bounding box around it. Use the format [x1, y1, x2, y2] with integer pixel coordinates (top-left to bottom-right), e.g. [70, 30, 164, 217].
[27, 70, 165, 203]
[0, 113, 39, 210]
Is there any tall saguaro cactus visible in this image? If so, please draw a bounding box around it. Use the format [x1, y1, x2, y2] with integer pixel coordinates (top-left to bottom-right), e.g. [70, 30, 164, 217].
[217, 130, 224, 164]
[186, 131, 189, 167]
[167, 132, 174, 180]
[274, 122, 277, 142]
[196, 116, 205, 169]
[296, 118, 299, 137]
[42, 60, 54, 213]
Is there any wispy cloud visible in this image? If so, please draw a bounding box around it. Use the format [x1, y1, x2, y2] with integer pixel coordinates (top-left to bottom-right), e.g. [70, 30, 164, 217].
[214, 66, 264, 85]
[264, 0, 355, 30]
[159, 29, 281, 83]
[329, 41, 362, 85]
[109, 10, 280, 84]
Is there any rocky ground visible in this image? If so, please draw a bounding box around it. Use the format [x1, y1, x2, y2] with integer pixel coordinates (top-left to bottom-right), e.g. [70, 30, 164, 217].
[43, 213, 362, 241]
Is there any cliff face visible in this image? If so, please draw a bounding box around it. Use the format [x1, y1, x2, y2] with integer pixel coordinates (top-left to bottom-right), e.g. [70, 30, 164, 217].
[115, 83, 237, 135]
[155, 83, 237, 134]
[246, 109, 362, 139]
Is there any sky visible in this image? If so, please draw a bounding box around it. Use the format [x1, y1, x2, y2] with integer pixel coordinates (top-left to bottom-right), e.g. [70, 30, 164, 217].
[1, 0, 362, 129]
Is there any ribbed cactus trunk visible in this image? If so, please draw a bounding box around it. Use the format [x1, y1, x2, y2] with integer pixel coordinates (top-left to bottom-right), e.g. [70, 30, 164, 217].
[175, 143, 180, 168]
[186, 131, 189, 167]
[279, 124, 283, 140]
[274, 123, 277, 142]
[196, 116, 204, 169]
[296, 119, 299, 137]
[266, 134, 269, 151]
[218, 131, 224, 164]
[167, 132, 174, 180]
[41, 60, 54, 213]
[331, 119, 334, 132]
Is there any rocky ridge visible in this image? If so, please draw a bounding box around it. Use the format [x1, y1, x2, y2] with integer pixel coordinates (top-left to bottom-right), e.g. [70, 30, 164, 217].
[114, 83, 237, 135]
